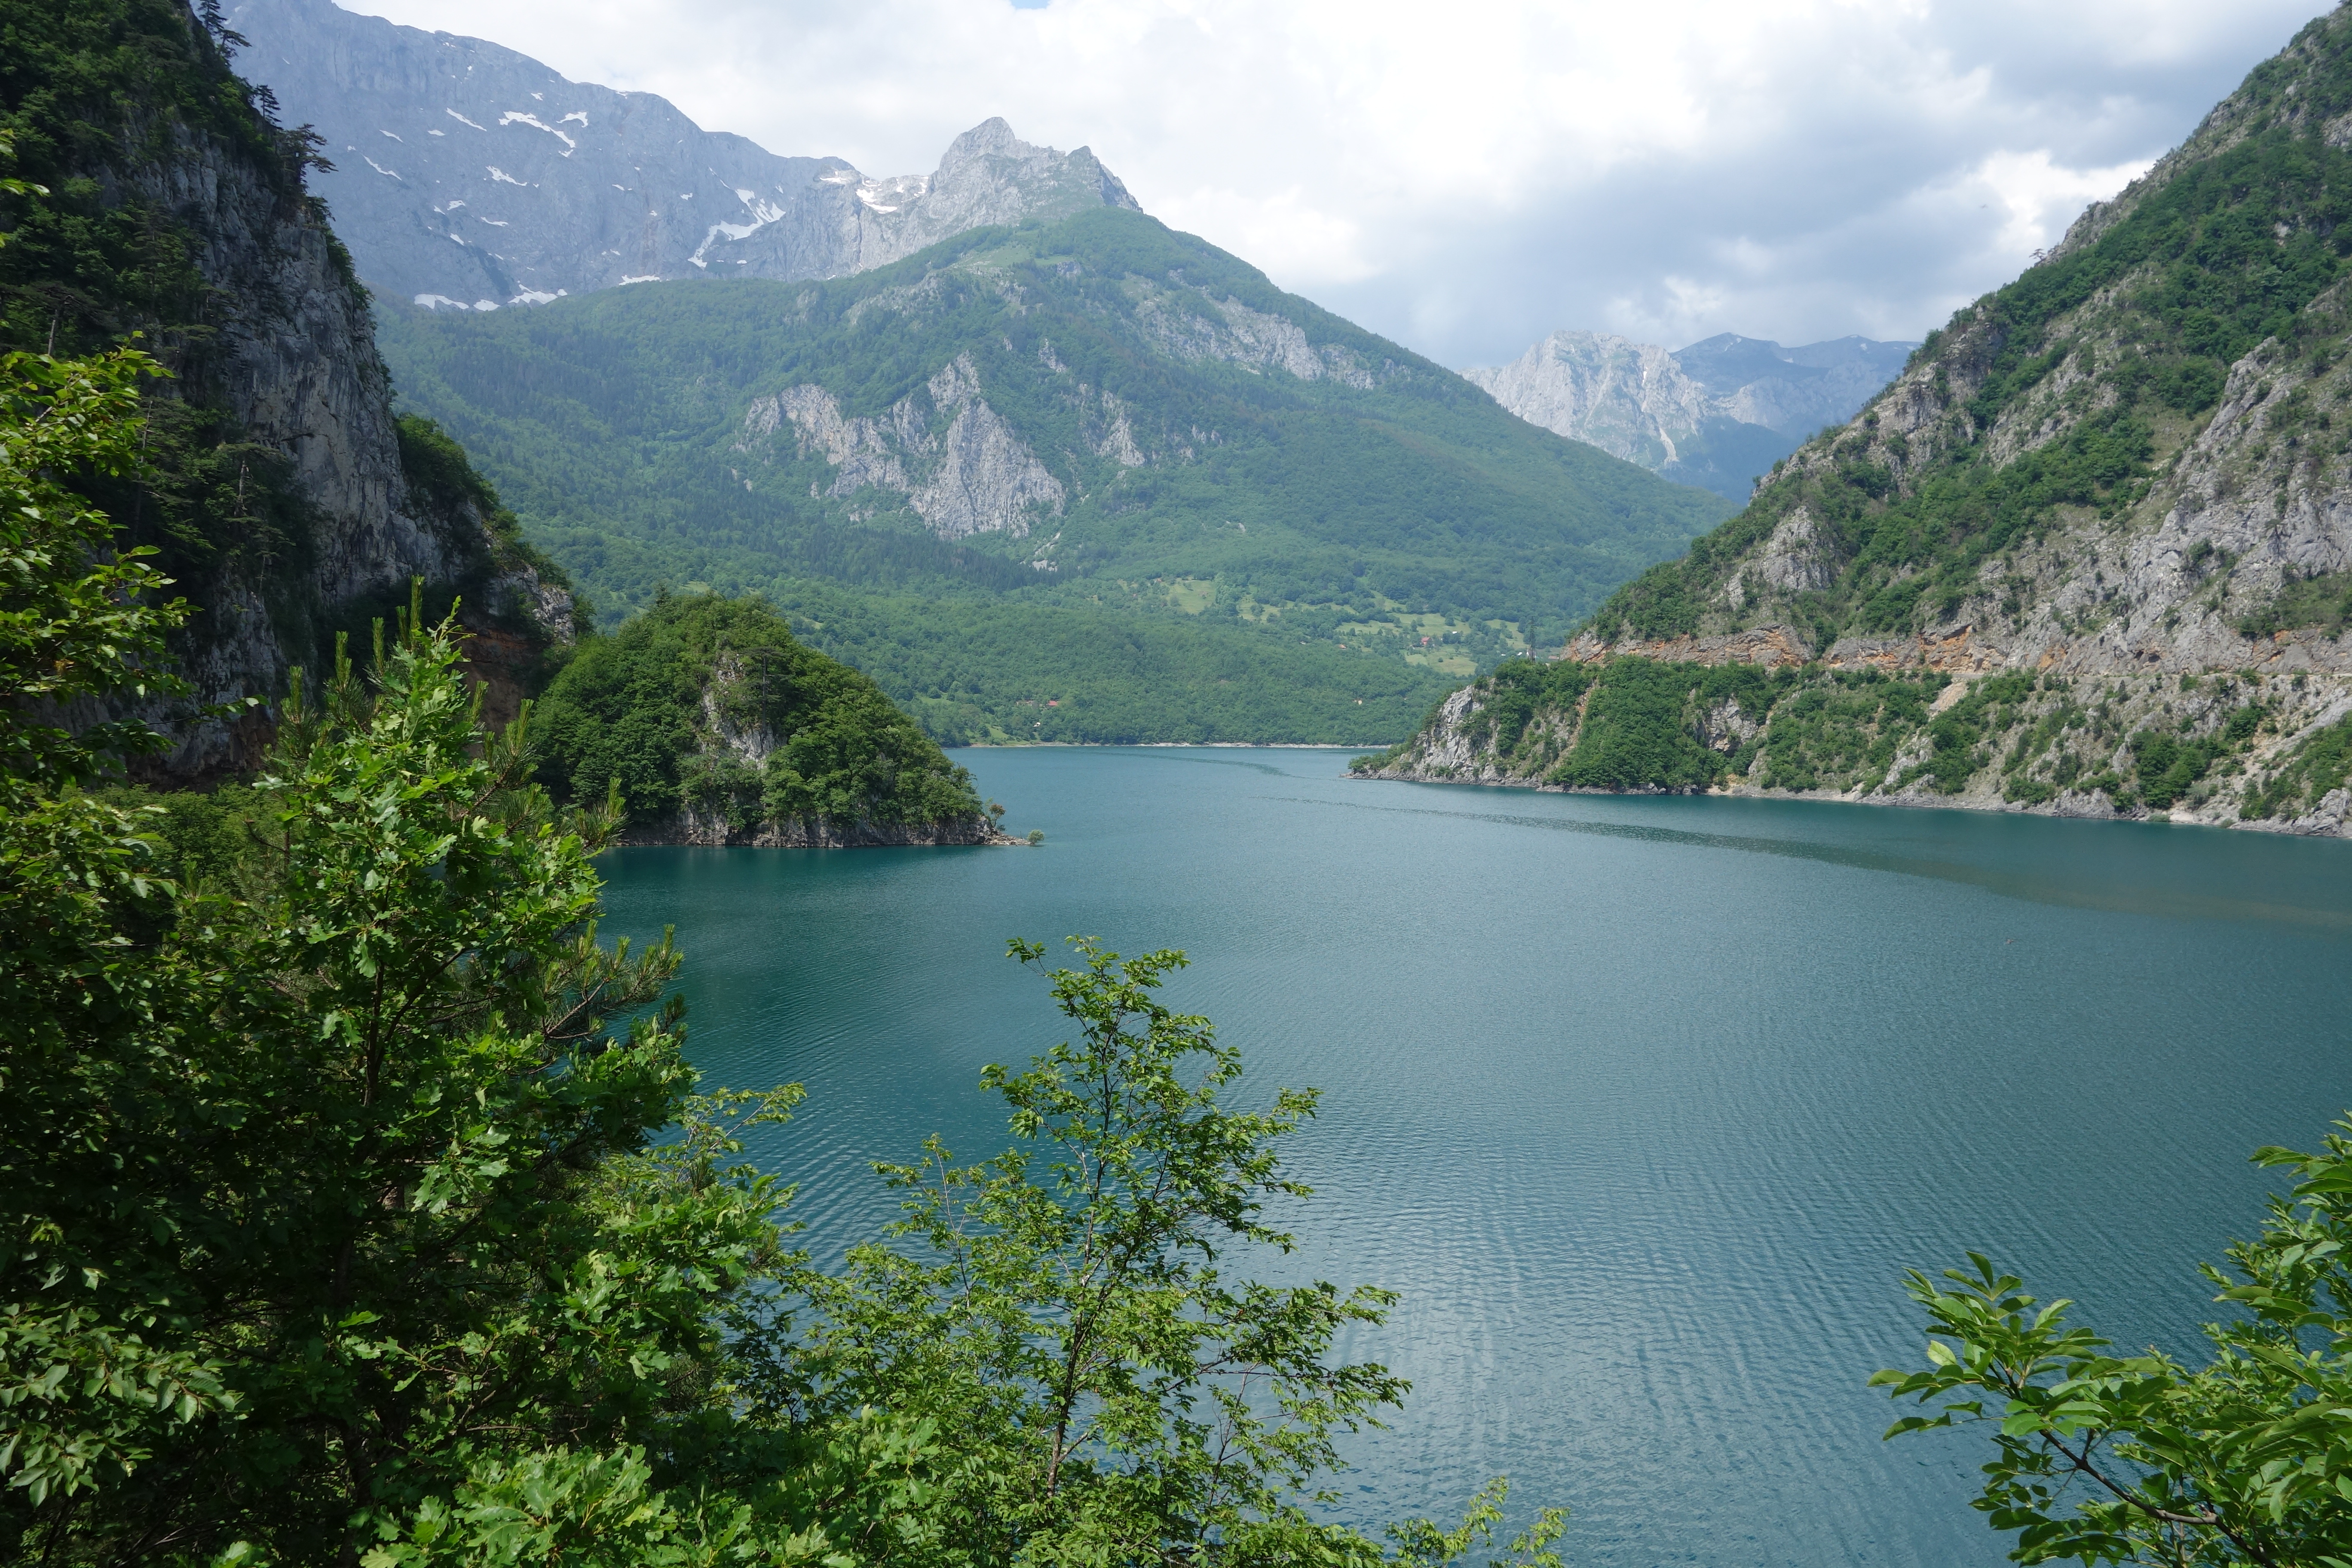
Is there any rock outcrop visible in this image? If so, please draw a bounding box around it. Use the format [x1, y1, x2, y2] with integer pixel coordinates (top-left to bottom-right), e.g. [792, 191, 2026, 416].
[5, 0, 570, 778]
[741, 354, 1067, 541]
[227, 0, 1139, 307]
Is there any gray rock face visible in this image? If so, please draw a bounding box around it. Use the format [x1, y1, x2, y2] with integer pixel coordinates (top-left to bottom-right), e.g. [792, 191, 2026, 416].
[92, 107, 562, 776]
[739, 354, 1066, 541]
[227, 0, 1139, 308]
[1462, 330, 1915, 500]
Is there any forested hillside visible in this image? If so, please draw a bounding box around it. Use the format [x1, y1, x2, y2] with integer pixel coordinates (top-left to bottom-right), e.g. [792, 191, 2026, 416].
[533, 592, 1001, 844]
[377, 207, 1733, 743]
[1367, 7, 2352, 835]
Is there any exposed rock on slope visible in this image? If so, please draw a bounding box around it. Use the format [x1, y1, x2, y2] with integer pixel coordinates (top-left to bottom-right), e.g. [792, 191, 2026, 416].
[1463, 331, 1914, 501]
[740, 354, 1068, 542]
[0, 0, 569, 777]
[1375, 10, 2352, 837]
[227, 0, 1138, 307]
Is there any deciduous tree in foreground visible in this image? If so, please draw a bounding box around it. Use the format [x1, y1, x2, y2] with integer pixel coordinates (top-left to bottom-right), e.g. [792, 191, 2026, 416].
[0, 344, 1562, 1567]
[1880, 1128, 2352, 1566]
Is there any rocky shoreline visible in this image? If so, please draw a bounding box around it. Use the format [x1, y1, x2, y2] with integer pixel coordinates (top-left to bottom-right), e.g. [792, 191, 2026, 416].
[618, 808, 1029, 848]
[1356, 665, 2352, 838]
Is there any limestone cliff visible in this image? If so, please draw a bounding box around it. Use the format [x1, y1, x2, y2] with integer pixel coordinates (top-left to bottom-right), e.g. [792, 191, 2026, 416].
[1372, 11, 2352, 838]
[2, 0, 570, 777]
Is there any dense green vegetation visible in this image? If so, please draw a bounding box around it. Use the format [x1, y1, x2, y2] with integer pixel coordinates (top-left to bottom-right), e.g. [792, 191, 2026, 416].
[1357, 657, 1785, 793]
[1, 341, 1570, 1566]
[1748, 668, 1938, 793]
[534, 592, 984, 832]
[374, 207, 1730, 742]
[1584, 7, 2352, 651]
[1880, 1121, 2352, 1565]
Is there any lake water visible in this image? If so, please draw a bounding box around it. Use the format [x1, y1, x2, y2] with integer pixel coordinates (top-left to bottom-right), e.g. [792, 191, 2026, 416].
[598, 747, 2352, 1568]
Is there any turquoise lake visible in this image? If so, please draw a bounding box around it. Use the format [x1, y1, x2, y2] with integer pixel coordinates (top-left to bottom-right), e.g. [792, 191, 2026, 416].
[597, 747, 2352, 1567]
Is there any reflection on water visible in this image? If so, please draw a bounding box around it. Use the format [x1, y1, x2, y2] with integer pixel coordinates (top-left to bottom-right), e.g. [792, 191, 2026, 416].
[597, 750, 2352, 1568]
[1289, 792, 2352, 930]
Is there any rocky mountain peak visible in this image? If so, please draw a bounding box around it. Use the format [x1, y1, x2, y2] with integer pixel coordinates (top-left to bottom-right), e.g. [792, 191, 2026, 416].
[226, 0, 1142, 307]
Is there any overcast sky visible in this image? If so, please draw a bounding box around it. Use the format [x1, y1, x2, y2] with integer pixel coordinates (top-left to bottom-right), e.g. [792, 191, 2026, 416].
[333, 0, 2326, 367]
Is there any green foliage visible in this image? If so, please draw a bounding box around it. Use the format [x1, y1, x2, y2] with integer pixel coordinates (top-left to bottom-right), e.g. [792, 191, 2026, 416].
[1901, 674, 2036, 795]
[739, 576, 1453, 747]
[2128, 709, 2254, 810]
[372, 207, 1730, 742]
[2237, 568, 2352, 640]
[2243, 709, 2352, 821]
[532, 591, 983, 830]
[4, 351, 1563, 1567]
[775, 937, 1411, 1568]
[4, 599, 803, 1560]
[1753, 668, 1940, 793]
[1468, 659, 1597, 760]
[0, 346, 191, 785]
[1548, 659, 1763, 791]
[1876, 1114, 2352, 1565]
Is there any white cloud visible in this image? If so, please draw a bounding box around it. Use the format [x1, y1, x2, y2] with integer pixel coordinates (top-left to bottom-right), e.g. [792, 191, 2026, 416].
[333, 0, 2328, 361]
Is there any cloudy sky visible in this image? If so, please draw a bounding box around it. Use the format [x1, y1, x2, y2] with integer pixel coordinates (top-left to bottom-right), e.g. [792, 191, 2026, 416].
[333, 0, 2324, 367]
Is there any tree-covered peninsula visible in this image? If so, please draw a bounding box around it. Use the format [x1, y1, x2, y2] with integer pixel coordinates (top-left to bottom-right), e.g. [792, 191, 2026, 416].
[533, 591, 998, 845]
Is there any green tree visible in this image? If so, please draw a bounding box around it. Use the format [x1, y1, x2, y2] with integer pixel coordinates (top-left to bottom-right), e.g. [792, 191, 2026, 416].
[0, 345, 1563, 1567]
[1877, 1118, 2352, 1565]
[773, 937, 1412, 1568]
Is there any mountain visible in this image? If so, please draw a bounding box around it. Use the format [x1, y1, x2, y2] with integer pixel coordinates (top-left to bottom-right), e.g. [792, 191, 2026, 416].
[225, 0, 1138, 309]
[1366, 8, 2352, 837]
[374, 207, 1737, 744]
[0, 0, 571, 778]
[1463, 331, 1916, 500]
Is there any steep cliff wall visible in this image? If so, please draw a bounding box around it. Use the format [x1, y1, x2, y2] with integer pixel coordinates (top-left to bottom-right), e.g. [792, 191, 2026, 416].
[0, 0, 568, 777]
[1370, 10, 2352, 839]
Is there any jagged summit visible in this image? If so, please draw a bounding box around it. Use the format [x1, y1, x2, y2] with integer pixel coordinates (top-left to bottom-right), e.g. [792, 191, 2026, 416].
[225, 0, 1141, 307]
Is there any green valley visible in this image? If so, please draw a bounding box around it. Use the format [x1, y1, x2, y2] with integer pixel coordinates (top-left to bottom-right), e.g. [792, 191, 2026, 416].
[374, 207, 1733, 744]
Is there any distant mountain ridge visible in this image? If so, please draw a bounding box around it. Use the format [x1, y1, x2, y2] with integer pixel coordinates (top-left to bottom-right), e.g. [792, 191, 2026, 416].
[1464, 330, 1916, 500]
[225, 0, 1139, 309]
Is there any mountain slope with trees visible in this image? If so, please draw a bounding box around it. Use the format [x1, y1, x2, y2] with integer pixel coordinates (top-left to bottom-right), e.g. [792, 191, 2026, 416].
[376, 207, 1734, 744]
[1365, 7, 2352, 835]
